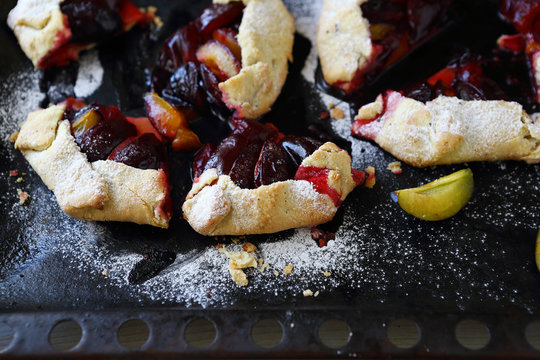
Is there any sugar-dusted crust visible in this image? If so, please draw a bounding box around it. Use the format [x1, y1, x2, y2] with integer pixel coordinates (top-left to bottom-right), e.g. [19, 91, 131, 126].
[354, 92, 540, 167]
[182, 142, 359, 236]
[317, 0, 372, 87]
[14, 105, 170, 228]
[7, 0, 66, 67]
[218, 0, 295, 119]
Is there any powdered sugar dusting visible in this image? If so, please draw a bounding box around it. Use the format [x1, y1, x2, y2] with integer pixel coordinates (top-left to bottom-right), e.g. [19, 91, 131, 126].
[74, 50, 104, 98]
[1, 0, 539, 312]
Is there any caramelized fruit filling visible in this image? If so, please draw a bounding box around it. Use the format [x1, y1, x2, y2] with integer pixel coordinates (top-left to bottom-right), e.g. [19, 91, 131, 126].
[151, 2, 245, 118]
[62, 98, 167, 171]
[39, 0, 148, 68]
[333, 0, 453, 92]
[192, 118, 323, 189]
[352, 50, 536, 140]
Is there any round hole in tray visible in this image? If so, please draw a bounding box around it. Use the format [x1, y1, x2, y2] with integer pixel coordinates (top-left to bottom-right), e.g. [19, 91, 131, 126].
[251, 318, 283, 348]
[49, 320, 82, 351]
[184, 318, 216, 348]
[387, 318, 420, 349]
[0, 322, 14, 351]
[455, 319, 490, 350]
[318, 319, 351, 349]
[117, 319, 150, 349]
[525, 320, 540, 351]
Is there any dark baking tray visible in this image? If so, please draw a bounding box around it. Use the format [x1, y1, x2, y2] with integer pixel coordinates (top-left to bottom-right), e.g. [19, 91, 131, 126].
[0, 0, 539, 357]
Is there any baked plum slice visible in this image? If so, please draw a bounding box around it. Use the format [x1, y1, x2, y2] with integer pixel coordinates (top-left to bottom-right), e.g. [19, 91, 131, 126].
[401, 51, 534, 107]
[62, 98, 169, 171]
[193, 118, 322, 189]
[109, 133, 166, 170]
[152, 2, 243, 119]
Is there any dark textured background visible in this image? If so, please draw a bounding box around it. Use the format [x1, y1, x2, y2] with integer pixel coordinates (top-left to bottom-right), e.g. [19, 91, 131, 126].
[0, 0, 539, 319]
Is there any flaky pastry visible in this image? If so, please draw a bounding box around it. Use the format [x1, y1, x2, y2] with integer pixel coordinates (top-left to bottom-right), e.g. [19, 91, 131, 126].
[218, 0, 295, 119]
[317, 0, 372, 92]
[352, 91, 540, 167]
[14, 105, 171, 228]
[183, 142, 362, 236]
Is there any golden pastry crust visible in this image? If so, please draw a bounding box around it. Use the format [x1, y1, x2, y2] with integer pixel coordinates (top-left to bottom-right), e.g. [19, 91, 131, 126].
[7, 0, 65, 67]
[317, 0, 372, 87]
[182, 142, 359, 236]
[355, 92, 540, 167]
[14, 105, 170, 228]
[218, 0, 295, 119]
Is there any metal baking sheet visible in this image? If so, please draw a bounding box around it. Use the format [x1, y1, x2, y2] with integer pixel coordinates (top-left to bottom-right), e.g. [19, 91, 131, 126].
[0, 0, 539, 357]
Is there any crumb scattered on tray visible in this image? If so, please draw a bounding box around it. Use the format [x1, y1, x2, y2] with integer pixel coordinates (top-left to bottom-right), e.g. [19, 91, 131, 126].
[331, 107, 345, 119]
[16, 177, 24, 183]
[387, 161, 402, 174]
[283, 264, 293, 274]
[323, 271, 331, 277]
[17, 188, 29, 205]
[225, 250, 257, 287]
[314, 290, 320, 297]
[303, 289, 313, 297]
[242, 242, 258, 253]
[102, 269, 108, 276]
[365, 166, 376, 188]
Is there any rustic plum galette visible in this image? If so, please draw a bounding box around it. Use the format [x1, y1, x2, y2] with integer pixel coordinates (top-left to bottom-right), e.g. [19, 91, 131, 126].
[7, 0, 151, 69]
[183, 119, 366, 235]
[151, 0, 295, 120]
[13, 97, 179, 228]
[317, 0, 453, 93]
[351, 52, 540, 167]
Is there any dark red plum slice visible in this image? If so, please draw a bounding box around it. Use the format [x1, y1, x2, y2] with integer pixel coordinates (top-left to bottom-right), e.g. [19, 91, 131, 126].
[76, 117, 137, 162]
[253, 140, 294, 188]
[109, 133, 166, 170]
[229, 143, 262, 189]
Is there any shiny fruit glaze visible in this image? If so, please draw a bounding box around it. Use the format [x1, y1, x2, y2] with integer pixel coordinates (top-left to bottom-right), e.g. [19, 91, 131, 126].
[332, 0, 453, 93]
[192, 118, 323, 190]
[152, 3, 244, 118]
[63, 98, 167, 171]
[39, 0, 148, 69]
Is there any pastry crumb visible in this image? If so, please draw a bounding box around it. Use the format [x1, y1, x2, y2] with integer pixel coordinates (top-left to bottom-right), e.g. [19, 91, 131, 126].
[17, 189, 29, 205]
[387, 161, 402, 174]
[102, 269, 108, 276]
[231, 237, 240, 244]
[225, 250, 257, 287]
[216, 243, 224, 249]
[283, 264, 293, 274]
[314, 291, 320, 297]
[323, 271, 331, 277]
[16, 177, 24, 183]
[331, 107, 345, 119]
[274, 270, 279, 276]
[242, 242, 258, 253]
[365, 166, 376, 188]
[329, 103, 335, 109]
[258, 258, 263, 265]
[303, 289, 313, 297]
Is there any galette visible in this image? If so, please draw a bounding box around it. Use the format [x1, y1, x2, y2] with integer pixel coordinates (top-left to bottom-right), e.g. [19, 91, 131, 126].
[7, 0, 152, 69]
[351, 51, 540, 167]
[183, 118, 366, 235]
[317, 0, 453, 93]
[151, 0, 295, 120]
[14, 98, 174, 228]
